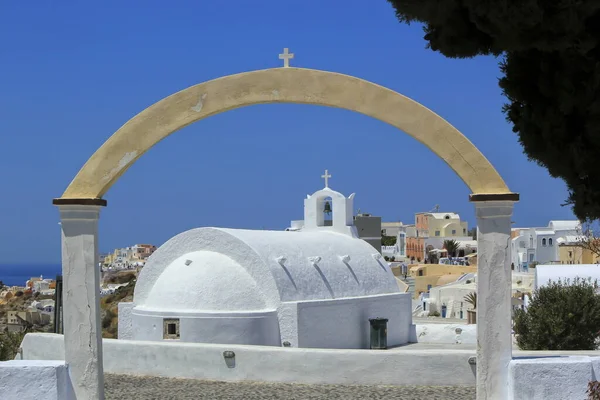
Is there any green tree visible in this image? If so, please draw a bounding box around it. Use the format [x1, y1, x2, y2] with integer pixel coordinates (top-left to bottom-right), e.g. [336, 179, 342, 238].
[387, 1, 600, 221]
[381, 235, 397, 246]
[443, 239, 460, 257]
[513, 278, 600, 350]
[0, 328, 26, 361]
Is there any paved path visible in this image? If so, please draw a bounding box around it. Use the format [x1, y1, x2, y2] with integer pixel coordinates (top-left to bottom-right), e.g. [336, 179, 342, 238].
[105, 374, 475, 400]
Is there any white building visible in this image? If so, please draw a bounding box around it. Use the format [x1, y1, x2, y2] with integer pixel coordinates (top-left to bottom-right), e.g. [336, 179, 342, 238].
[511, 220, 580, 272]
[119, 181, 413, 349]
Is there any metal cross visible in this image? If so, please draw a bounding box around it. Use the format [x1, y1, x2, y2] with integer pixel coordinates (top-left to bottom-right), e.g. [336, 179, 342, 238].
[321, 169, 332, 188]
[279, 48, 294, 68]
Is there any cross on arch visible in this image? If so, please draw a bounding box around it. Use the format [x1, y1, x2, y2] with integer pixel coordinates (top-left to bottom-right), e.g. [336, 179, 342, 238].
[279, 48, 294, 68]
[321, 169, 332, 188]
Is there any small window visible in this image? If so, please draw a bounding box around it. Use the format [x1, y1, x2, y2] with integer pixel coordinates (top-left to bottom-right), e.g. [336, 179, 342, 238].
[418, 269, 424, 276]
[163, 318, 180, 340]
[452, 229, 456, 235]
[549, 238, 553, 246]
[529, 254, 534, 262]
[435, 231, 440, 237]
[445, 215, 450, 219]
[542, 238, 546, 246]
[568, 251, 573, 258]
[463, 228, 466, 234]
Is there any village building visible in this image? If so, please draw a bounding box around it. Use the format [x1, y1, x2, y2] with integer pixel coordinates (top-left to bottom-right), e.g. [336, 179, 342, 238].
[406, 211, 473, 261]
[510, 220, 581, 271]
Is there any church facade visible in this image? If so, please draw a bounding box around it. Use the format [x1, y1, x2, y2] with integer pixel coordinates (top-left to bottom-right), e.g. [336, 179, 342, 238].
[118, 179, 414, 349]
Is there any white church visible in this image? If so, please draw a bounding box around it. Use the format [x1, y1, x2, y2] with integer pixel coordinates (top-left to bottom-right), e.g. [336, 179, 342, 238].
[118, 173, 414, 349]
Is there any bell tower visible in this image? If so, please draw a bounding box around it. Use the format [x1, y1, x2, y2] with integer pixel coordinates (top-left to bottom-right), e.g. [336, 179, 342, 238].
[302, 170, 358, 237]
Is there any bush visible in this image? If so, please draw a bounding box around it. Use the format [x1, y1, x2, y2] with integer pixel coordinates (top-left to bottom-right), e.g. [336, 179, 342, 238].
[428, 311, 440, 317]
[513, 278, 600, 350]
[0, 329, 26, 361]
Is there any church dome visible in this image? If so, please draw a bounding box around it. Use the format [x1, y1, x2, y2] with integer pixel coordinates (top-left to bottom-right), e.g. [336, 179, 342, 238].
[138, 250, 269, 312]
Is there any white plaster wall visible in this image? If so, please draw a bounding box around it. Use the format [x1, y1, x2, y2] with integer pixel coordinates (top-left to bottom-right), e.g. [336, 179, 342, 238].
[0, 360, 73, 400]
[416, 324, 476, 344]
[292, 293, 412, 348]
[508, 356, 597, 400]
[535, 264, 600, 289]
[277, 302, 299, 347]
[19, 333, 476, 386]
[131, 309, 280, 346]
[118, 302, 134, 340]
[535, 233, 557, 263]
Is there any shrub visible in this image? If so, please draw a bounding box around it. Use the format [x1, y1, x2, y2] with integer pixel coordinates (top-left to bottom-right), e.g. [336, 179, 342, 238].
[513, 278, 600, 350]
[0, 329, 26, 361]
[428, 311, 440, 317]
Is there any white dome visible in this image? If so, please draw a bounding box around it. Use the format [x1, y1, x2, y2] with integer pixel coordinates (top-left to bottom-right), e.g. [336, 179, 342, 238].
[139, 250, 268, 312]
[134, 227, 400, 309]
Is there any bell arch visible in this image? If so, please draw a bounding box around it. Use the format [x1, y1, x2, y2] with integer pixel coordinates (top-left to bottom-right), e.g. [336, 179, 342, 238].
[54, 67, 514, 201]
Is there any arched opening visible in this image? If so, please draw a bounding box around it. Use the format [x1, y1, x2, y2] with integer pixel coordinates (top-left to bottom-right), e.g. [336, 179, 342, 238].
[320, 196, 333, 227]
[52, 66, 519, 400]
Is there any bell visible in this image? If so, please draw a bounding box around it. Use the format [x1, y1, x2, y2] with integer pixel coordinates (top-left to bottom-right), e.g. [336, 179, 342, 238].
[323, 201, 332, 215]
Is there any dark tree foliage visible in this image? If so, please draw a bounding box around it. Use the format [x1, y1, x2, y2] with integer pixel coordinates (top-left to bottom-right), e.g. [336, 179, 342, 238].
[382, 235, 397, 246]
[388, 1, 600, 220]
[513, 278, 600, 350]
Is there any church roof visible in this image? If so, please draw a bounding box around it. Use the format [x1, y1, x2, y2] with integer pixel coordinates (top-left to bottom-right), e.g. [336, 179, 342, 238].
[134, 227, 399, 313]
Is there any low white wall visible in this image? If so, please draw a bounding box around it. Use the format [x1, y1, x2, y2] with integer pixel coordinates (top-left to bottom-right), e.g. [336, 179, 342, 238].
[293, 292, 412, 348]
[20, 333, 476, 386]
[118, 302, 134, 340]
[0, 360, 73, 400]
[416, 324, 476, 344]
[509, 356, 600, 400]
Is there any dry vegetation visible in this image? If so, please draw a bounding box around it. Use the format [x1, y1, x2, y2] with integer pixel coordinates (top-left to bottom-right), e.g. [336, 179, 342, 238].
[100, 273, 137, 339]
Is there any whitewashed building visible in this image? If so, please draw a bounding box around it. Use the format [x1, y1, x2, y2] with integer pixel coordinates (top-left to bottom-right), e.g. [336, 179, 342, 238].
[118, 180, 413, 349]
[511, 220, 580, 271]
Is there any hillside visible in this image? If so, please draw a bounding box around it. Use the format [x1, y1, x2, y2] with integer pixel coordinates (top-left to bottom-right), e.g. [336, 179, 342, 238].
[100, 271, 137, 338]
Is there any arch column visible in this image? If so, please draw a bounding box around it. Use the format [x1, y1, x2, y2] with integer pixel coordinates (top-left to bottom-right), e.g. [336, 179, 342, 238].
[54, 199, 107, 400]
[470, 194, 518, 400]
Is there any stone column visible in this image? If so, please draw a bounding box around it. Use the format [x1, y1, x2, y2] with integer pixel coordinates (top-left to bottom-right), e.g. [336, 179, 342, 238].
[471, 198, 516, 400]
[55, 200, 106, 400]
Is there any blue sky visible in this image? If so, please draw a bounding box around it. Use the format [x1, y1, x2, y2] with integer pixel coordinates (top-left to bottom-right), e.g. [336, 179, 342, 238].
[0, 1, 576, 264]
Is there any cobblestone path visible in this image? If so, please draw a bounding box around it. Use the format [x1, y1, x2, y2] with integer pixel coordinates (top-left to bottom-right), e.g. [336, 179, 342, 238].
[105, 374, 476, 400]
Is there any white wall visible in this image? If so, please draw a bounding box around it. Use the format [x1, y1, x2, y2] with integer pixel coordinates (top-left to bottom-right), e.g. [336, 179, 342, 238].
[0, 360, 73, 400]
[117, 302, 134, 340]
[292, 293, 412, 349]
[509, 356, 600, 400]
[130, 309, 281, 346]
[20, 334, 600, 390]
[19, 333, 476, 386]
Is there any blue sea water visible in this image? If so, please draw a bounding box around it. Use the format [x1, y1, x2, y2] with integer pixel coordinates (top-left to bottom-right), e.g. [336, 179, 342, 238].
[0, 264, 62, 287]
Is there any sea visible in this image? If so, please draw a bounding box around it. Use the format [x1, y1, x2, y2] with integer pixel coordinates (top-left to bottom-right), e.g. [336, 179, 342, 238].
[0, 264, 62, 287]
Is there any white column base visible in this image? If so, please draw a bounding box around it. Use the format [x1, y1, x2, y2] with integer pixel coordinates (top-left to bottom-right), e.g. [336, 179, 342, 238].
[474, 200, 514, 400]
[58, 205, 105, 400]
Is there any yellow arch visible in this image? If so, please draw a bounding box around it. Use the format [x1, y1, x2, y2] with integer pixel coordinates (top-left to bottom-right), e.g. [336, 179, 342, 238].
[59, 67, 513, 200]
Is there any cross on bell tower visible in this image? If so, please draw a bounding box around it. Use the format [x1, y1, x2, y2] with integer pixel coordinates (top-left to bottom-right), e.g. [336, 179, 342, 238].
[321, 169, 332, 188]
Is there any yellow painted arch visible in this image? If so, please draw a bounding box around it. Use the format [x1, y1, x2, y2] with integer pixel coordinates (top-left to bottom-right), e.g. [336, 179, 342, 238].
[59, 67, 512, 199]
